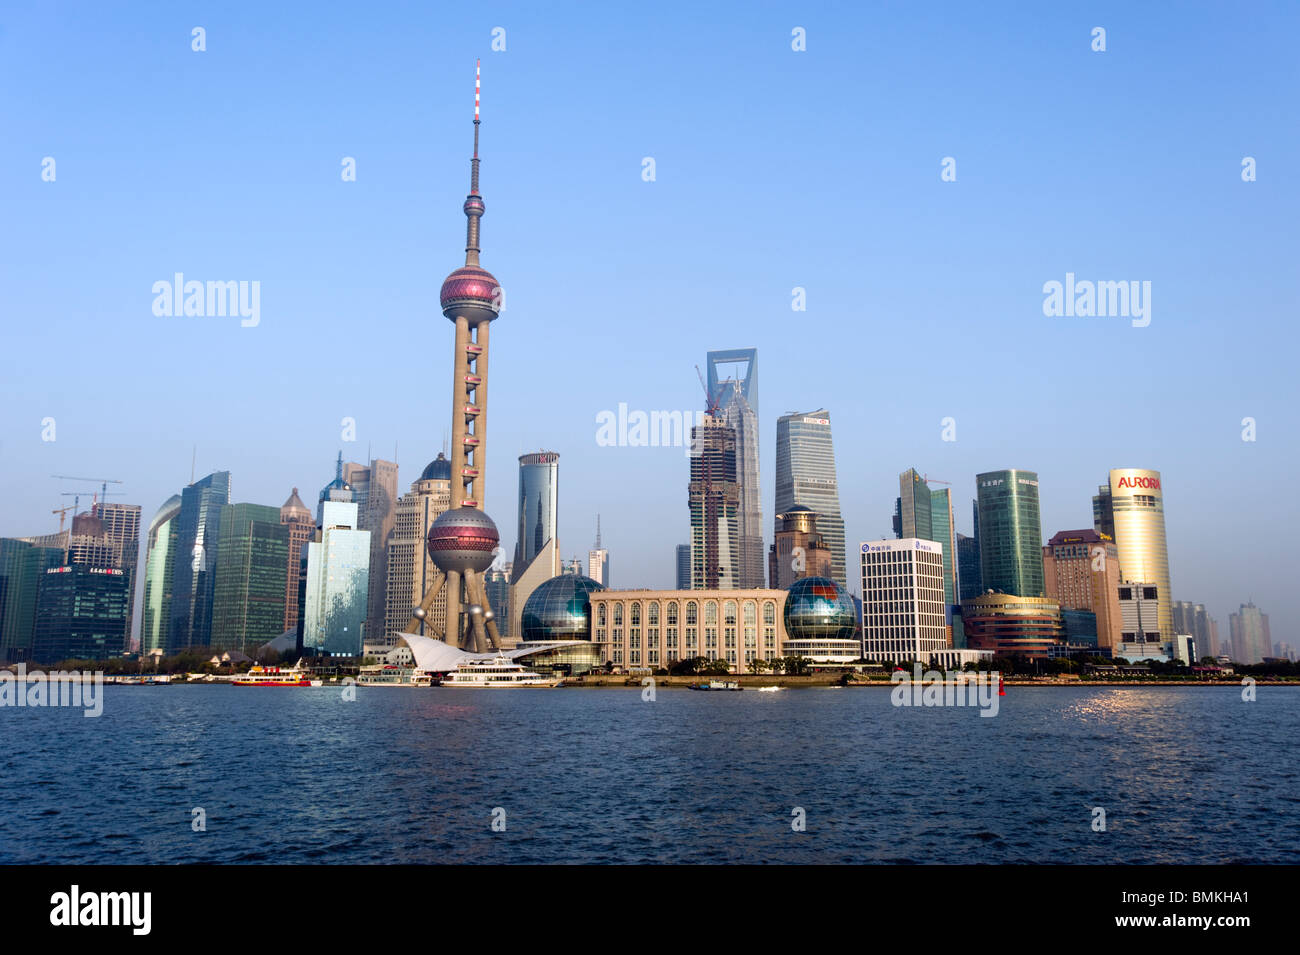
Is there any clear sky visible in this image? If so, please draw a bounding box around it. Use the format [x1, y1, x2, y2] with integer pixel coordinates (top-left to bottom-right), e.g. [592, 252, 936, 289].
[1, 2, 1296, 644]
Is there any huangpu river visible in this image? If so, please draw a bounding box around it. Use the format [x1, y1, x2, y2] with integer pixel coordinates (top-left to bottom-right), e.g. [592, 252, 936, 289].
[2, 684, 1296, 864]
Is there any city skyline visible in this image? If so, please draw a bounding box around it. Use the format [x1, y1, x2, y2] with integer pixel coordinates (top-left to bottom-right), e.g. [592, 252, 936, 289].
[2, 5, 1296, 644]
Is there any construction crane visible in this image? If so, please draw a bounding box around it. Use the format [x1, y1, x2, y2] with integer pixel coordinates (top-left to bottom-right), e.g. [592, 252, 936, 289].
[694, 365, 720, 416]
[51, 475, 124, 503]
[51, 505, 75, 532]
[923, 474, 951, 486]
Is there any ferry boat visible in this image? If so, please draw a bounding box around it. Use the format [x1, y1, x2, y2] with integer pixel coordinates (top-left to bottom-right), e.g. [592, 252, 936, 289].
[688, 680, 743, 691]
[356, 665, 433, 687]
[440, 655, 562, 688]
[231, 664, 321, 687]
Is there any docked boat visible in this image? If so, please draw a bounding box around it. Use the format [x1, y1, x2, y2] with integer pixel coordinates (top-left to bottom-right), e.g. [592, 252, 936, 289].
[688, 680, 742, 691]
[231, 664, 322, 687]
[440, 655, 562, 688]
[356, 665, 433, 687]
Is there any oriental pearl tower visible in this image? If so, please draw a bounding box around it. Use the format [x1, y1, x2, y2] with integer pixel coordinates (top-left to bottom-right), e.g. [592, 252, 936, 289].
[407, 60, 503, 653]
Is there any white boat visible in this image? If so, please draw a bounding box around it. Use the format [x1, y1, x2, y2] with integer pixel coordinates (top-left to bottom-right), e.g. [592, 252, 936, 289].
[440, 655, 562, 688]
[356, 665, 433, 687]
[231, 663, 323, 687]
[757, 685, 782, 693]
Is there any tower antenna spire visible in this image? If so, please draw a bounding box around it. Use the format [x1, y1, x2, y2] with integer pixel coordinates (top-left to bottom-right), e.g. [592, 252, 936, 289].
[463, 59, 484, 266]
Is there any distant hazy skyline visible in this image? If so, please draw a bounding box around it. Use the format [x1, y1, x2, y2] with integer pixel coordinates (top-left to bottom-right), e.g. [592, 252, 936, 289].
[2, 3, 1296, 642]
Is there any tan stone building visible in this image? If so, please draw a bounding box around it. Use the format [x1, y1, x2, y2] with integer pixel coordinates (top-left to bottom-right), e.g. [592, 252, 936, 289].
[589, 588, 788, 673]
[1043, 529, 1122, 649]
[384, 454, 452, 644]
[768, 506, 833, 589]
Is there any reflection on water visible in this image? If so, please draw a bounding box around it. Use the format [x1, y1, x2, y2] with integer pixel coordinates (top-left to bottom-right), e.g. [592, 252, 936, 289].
[1, 685, 1295, 864]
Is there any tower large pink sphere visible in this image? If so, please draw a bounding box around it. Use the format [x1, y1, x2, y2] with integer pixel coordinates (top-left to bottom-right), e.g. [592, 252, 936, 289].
[426, 505, 499, 576]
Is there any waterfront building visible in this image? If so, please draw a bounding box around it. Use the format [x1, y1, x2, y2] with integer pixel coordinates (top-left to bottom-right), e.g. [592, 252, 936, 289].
[860, 539, 949, 664]
[781, 576, 860, 664]
[302, 501, 370, 656]
[1173, 600, 1215, 661]
[1094, 468, 1174, 642]
[688, 414, 740, 589]
[957, 532, 982, 602]
[774, 410, 846, 590]
[484, 565, 510, 639]
[517, 573, 606, 674]
[675, 544, 691, 590]
[279, 488, 314, 636]
[768, 506, 833, 590]
[961, 593, 1064, 658]
[168, 470, 232, 651]
[1229, 602, 1269, 664]
[0, 538, 65, 662]
[140, 495, 181, 655]
[975, 468, 1044, 598]
[1116, 581, 1164, 648]
[707, 348, 763, 588]
[510, 451, 562, 643]
[590, 588, 787, 673]
[210, 503, 289, 654]
[91, 502, 142, 649]
[587, 516, 608, 587]
[385, 454, 452, 643]
[31, 564, 131, 662]
[341, 457, 399, 651]
[1043, 529, 1123, 650]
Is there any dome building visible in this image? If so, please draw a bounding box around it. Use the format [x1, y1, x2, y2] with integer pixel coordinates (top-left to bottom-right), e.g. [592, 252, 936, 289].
[516, 574, 605, 675]
[781, 576, 861, 665]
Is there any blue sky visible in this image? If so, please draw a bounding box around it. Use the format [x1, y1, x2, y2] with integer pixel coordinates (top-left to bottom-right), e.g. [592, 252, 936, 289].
[2, 2, 1297, 643]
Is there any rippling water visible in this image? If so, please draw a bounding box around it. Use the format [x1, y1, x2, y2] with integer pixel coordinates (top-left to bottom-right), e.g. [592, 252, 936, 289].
[3, 685, 1297, 864]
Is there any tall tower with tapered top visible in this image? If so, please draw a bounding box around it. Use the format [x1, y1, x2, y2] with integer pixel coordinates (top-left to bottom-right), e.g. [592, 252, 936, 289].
[408, 61, 503, 653]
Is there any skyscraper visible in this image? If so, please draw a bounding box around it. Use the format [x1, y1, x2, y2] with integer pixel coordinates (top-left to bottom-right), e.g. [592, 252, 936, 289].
[140, 494, 181, 655]
[689, 414, 740, 589]
[279, 488, 314, 636]
[1094, 468, 1174, 643]
[168, 470, 231, 651]
[32, 564, 131, 663]
[707, 348, 763, 588]
[1043, 529, 1123, 650]
[510, 451, 562, 641]
[775, 410, 846, 590]
[956, 533, 982, 602]
[386, 453, 452, 642]
[303, 501, 370, 656]
[975, 469, 1043, 598]
[675, 544, 691, 590]
[0, 538, 65, 662]
[587, 515, 609, 586]
[1229, 602, 1269, 664]
[341, 457, 399, 650]
[769, 506, 833, 590]
[413, 60, 505, 653]
[860, 539, 949, 664]
[894, 468, 958, 606]
[92, 502, 141, 649]
[210, 503, 289, 654]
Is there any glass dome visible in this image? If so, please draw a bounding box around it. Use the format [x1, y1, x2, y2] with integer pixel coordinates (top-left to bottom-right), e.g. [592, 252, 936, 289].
[783, 576, 857, 641]
[519, 574, 606, 642]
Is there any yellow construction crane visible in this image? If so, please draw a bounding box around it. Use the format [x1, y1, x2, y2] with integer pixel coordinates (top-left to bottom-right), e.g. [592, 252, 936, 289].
[51, 504, 75, 532]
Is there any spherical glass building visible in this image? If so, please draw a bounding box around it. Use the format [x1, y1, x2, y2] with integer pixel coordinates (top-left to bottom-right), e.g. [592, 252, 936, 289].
[517, 574, 605, 676]
[782, 576, 861, 664]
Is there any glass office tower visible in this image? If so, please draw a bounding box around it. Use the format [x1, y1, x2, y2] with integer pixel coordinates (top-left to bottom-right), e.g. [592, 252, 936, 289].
[775, 410, 846, 591]
[32, 564, 131, 662]
[210, 503, 289, 653]
[168, 471, 231, 651]
[0, 538, 65, 662]
[515, 452, 559, 569]
[975, 469, 1044, 598]
[303, 501, 370, 656]
[141, 494, 182, 655]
